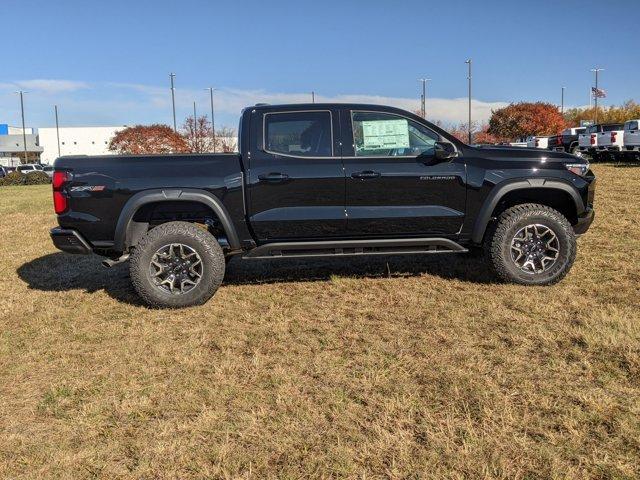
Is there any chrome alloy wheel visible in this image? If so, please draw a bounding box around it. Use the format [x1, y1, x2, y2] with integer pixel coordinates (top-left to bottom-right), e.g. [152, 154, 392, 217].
[149, 243, 203, 294]
[510, 224, 560, 274]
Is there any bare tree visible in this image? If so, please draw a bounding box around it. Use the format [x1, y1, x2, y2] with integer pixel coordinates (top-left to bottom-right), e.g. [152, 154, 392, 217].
[215, 126, 238, 153]
[182, 115, 215, 153]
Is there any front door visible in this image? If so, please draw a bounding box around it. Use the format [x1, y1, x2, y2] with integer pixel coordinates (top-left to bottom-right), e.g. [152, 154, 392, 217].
[342, 109, 466, 236]
[247, 109, 346, 241]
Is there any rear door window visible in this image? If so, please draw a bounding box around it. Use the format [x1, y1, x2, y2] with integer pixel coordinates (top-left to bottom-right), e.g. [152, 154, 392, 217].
[264, 111, 333, 157]
[603, 124, 624, 132]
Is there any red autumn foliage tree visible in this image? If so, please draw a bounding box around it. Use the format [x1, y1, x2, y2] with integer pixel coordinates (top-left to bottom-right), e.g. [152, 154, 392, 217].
[487, 102, 568, 141]
[108, 124, 189, 154]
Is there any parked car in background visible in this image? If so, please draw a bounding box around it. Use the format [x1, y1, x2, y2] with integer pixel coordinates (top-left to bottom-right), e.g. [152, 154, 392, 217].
[578, 125, 599, 156]
[16, 164, 44, 174]
[597, 123, 625, 156]
[0, 166, 6, 178]
[547, 127, 586, 154]
[526, 136, 550, 149]
[623, 119, 640, 157]
[42, 165, 54, 178]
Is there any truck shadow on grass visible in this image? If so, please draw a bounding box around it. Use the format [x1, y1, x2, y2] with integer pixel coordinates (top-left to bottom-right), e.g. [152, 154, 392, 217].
[17, 252, 495, 306]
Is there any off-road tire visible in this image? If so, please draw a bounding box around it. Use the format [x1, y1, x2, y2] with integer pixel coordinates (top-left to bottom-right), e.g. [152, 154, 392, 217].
[484, 203, 576, 285]
[130, 221, 225, 308]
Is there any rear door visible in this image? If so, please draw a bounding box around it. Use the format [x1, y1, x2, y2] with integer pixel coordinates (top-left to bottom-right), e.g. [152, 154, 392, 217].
[341, 109, 466, 236]
[246, 108, 346, 241]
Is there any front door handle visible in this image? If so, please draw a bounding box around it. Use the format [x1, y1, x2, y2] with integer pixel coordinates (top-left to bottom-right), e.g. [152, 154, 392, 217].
[351, 170, 381, 179]
[258, 172, 290, 183]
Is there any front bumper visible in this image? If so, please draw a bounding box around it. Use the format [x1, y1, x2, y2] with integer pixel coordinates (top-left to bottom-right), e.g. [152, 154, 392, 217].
[50, 227, 92, 254]
[573, 208, 595, 235]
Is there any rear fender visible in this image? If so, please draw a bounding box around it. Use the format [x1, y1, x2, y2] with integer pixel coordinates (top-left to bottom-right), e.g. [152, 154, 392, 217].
[114, 188, 240, 252]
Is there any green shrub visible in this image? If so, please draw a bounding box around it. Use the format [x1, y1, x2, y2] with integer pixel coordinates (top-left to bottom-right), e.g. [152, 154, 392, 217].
[0, 171, 26, 186]
[24, 171, 51, 185]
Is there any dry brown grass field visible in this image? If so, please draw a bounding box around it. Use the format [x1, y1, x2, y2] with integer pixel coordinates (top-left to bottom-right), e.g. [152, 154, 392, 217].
[0, 164, 638, 479]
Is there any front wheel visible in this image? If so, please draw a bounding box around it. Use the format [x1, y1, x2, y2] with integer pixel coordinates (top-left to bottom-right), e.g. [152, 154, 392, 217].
[130, 221, 225, 308]
[485, 204, 576, 285]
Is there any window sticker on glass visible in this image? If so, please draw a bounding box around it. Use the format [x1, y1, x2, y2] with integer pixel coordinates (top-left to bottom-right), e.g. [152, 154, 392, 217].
[361, 119, 410, 150]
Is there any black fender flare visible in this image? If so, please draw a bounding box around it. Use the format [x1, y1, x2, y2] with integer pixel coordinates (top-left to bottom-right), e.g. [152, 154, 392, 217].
[113, 188, 240, 251]
[471, 179, 585, 244]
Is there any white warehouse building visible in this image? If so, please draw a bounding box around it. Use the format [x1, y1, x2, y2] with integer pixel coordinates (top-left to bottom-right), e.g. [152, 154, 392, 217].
[38, 126, 126, 164]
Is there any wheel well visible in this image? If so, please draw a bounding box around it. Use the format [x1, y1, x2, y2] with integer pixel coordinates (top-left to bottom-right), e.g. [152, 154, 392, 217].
[491, 188, 578, 225]
[127, 200, 227, 249]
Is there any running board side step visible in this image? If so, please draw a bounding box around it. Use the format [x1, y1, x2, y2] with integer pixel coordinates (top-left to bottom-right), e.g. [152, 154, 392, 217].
[243, 238, 467, 259]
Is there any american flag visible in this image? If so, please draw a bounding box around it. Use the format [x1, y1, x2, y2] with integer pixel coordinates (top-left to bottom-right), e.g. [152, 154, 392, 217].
[592, 86, 607, 98]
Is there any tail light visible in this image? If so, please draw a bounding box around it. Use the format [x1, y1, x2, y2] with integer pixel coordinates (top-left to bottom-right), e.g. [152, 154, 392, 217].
[535, 139, 539, 147]
[52, 170, 69, 214]
[590, 134, 596, 145]
[611, 131, 617, 143]
[557, 134, 562, 144]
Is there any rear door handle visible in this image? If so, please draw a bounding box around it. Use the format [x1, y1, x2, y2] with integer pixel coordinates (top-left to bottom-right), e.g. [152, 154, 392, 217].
[258, 172, 290, 183]
[351, 170, 381, 179]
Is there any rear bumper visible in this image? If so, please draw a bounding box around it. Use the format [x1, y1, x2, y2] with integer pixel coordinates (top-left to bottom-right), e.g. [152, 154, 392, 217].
[50, 227, 92, 254]
[573, 208, 595, 236]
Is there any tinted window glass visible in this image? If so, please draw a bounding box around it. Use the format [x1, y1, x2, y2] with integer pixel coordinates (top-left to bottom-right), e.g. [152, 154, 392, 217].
[264, 111, 332, 157]
[352, 111, 438, 157]
[625, 121, 638, 130]
[603, 124, 624, 132]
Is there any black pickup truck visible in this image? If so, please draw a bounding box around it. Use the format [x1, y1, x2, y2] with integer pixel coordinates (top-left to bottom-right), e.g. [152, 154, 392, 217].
[547, 127, 586, 154]
[50, 103, 596, 308]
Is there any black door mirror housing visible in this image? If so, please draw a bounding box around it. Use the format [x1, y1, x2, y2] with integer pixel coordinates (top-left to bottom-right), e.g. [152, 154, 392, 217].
[434, 141, 458, 162]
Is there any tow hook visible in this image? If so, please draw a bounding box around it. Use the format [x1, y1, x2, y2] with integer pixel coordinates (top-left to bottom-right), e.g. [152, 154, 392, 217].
[102, 254, 130, 268]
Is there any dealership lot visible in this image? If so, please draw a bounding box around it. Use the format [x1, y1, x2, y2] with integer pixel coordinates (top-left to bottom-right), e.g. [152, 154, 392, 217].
[0, 164, 638, 478]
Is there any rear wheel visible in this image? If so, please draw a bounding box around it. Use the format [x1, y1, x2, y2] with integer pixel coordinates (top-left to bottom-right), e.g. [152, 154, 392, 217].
[130, 221, 225, 308]
[485, 204, 576, 285]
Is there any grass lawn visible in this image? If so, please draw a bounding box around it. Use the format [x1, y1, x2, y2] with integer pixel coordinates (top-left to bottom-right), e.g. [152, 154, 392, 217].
[0, 164, 638, 479]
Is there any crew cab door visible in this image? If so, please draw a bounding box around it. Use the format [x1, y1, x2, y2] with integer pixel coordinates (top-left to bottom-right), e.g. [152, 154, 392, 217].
[246, 108, 345, 241]
[341, 109, 466, 236]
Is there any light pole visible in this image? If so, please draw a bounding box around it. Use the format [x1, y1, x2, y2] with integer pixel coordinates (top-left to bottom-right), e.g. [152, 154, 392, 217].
[16, 91, 29, 163]
[590, 67, 604, 124]
[561, 86, 565, 115]
[54, 105, 61, 157]
[465, 59, 472, 144]
[418, 78, 431, 119]
[311, 91, 315, 103]
[205, 87, 217, 152]
[169, 73, 177, 132]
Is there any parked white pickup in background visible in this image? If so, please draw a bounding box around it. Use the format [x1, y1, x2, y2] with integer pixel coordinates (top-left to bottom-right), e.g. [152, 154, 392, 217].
[527, 136, 549, 149]
[578, 126, 597, 155]
[597, 124, 625, 152]
[623, 119, 640, 152]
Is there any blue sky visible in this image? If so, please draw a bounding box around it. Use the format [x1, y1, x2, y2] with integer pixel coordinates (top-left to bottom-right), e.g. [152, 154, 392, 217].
[1, 0, 638, 129]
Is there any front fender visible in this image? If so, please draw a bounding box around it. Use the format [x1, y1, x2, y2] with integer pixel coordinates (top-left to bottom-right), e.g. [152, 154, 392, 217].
[471, 179, 585, 244]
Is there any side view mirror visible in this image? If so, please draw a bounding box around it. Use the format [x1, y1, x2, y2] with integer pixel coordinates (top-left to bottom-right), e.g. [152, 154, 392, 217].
[434, 141, 458, 162]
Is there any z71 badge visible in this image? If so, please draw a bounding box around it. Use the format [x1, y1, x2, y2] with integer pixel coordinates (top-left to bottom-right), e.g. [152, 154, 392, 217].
[69, 185, 106, 192]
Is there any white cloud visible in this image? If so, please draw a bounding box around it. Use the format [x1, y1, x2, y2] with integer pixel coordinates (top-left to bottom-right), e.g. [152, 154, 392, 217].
[114, 83, 508, 125]
[0, 80, 509, 127]
[14, 79, 90, 93]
